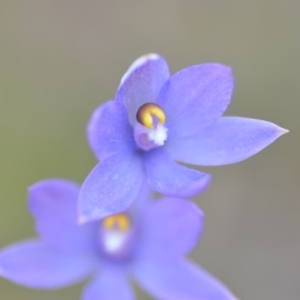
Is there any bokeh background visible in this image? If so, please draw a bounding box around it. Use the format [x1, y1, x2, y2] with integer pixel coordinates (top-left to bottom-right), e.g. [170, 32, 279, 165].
[0, 1, 299, 299]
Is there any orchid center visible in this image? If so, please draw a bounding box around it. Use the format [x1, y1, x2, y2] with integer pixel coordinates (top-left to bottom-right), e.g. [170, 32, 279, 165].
[134, 103, 168, 151]
[99, 213, 135, 261]
[103, 213, 130, 232]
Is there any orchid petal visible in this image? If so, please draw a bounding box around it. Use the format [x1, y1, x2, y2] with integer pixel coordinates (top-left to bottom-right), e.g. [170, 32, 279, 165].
[87, 101, 137, 163]
[29, 179, 98, 254]
[138, 198, 203, 260]
[78, 154, 145, 222]
[166, 117, 288, 166]
[0, 240, 94, 289]
[133, 259, 237, 300]
[157, 63, 234, 139]
[82, 268, 134, 300]
[128, 179, 153, 218]
[143, 148, 211, 197]
[116, 54, 170, 124]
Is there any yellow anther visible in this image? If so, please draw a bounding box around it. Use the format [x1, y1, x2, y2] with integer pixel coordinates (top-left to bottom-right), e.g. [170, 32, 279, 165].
[103, 213, 130, 232]
[136, 103, 166, 129]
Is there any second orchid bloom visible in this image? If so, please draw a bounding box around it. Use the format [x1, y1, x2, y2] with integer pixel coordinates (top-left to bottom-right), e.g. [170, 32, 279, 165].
[0, 179, 237, 300]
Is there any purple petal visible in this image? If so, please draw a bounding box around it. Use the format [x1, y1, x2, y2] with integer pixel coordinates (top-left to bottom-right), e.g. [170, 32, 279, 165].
[144, 148, 211, 197]
[115, 54, 170, 124]
[157, 63, 234, 139]
[128, 178, 153, 218]
[78, 154, 145, 222]
[82, 267, 134, 300]
[29, 179, 98, 254]
[166, 116, 288, 166]
[87, 101, 137, 163]
[0, 240, 95, 289]
[137, 198, 203, 260]
[133, 259, 237, 300]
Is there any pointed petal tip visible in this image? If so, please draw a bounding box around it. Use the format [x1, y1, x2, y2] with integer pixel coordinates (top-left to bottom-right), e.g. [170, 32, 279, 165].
[279, 127, 289, 134]
[273, 124, 289, 138]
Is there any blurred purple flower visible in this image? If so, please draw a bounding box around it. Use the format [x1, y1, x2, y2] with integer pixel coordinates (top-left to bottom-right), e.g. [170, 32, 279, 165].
[79, 54, 287, 221]
[0, 179, 237, 300]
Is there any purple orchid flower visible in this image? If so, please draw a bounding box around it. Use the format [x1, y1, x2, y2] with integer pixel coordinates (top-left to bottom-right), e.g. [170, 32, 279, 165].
[79, 54, 287, 222]
[0, 179, 237, 300]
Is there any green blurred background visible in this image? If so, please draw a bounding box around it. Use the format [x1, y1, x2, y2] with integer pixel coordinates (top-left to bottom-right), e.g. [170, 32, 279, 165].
[0, 1, 299, 299]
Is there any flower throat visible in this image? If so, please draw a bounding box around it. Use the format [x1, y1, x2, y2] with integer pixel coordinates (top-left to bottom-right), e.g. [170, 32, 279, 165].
[134, 103, 168, 150]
